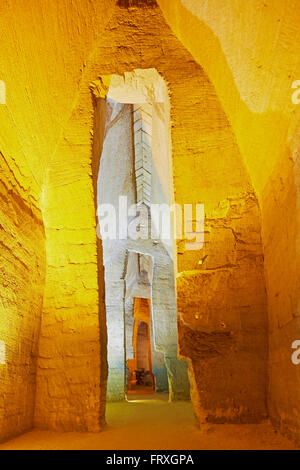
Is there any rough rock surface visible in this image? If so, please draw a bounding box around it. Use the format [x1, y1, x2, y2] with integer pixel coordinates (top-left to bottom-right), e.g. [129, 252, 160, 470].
[0, 0, 299, 446]
[0, 153, 45, 442]
[158, 0, 300, 443]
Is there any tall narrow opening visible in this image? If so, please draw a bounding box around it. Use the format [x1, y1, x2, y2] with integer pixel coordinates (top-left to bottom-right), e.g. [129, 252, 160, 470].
[127, 298, 155, 396]
[94, 68, 190, 406]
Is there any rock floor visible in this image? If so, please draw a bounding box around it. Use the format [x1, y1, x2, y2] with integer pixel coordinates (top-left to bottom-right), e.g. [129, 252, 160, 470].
[0, 394, 296, 450]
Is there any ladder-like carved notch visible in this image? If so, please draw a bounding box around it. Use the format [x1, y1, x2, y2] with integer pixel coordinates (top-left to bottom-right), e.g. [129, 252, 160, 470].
[133, 104, 152, 207]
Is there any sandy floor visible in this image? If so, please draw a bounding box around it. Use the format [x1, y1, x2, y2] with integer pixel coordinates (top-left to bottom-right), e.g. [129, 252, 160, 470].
[0, 394, 297, 450]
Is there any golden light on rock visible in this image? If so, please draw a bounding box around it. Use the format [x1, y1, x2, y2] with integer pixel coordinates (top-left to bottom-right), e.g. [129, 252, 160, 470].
[0, 0, 299, 451]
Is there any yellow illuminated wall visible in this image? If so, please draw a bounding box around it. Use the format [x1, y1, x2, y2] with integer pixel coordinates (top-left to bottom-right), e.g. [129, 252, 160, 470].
[0, 154, 45, 441]
[0, 0, 299, 445]
[157, 0, 300, 441]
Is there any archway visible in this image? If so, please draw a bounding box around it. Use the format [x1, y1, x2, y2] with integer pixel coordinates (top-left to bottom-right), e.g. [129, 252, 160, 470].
[95, 69, 190, 404]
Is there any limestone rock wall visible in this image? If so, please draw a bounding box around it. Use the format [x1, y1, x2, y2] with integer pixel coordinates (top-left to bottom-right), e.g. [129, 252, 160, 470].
[32, 2, 268, 429]
[157, 0, 300, 441]
[1, 0, 293, 438]
[177, 193, 268, 423]
[34, 97, 104, 431]
[263, 133, 300, 443]
[0, 152, 45, 442]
